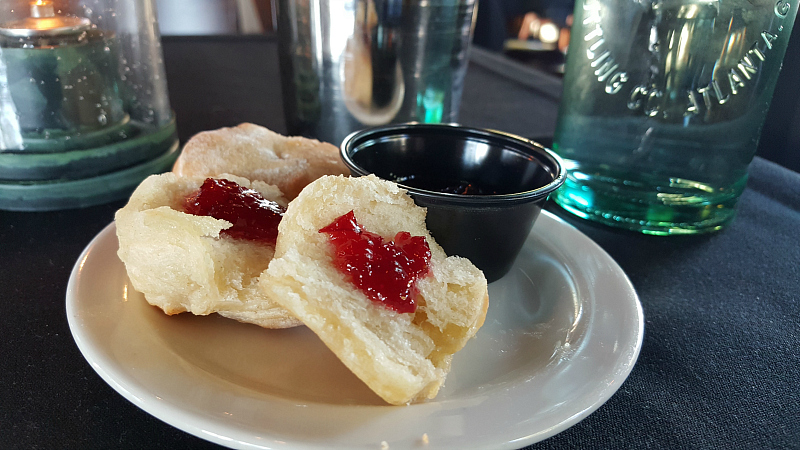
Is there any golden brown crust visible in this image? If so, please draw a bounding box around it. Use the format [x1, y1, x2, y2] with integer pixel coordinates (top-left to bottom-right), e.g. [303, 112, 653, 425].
[172, 123, 350, 199]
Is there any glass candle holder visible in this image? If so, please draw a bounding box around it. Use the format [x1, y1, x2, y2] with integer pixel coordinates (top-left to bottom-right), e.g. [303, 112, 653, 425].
[0, 0, 177, 210]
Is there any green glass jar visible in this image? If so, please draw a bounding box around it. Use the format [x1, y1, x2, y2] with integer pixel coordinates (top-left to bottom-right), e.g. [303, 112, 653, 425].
[552, 0, 798, 234]
[0, 0, 178, 210]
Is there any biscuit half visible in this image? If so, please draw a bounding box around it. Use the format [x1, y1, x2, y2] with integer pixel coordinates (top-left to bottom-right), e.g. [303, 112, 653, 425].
[260, 175, 489, 404]
[115, 172, 301, 329]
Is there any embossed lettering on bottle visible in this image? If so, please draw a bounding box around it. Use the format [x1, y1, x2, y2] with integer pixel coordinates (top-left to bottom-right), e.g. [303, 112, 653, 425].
[582, 0, 629, 94]
[581, 0, 793, 122]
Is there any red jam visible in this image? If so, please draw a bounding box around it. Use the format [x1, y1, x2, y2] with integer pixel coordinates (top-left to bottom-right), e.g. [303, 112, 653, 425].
[319, 211, 431, 314]
[184, 178, 285, 245]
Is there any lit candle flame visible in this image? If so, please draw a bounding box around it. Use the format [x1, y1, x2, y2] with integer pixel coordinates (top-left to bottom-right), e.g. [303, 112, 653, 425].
[30, 0, 55, 19]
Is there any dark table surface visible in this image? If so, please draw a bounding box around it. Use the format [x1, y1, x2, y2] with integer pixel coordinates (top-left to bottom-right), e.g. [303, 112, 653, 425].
[1, 35, 798, 449]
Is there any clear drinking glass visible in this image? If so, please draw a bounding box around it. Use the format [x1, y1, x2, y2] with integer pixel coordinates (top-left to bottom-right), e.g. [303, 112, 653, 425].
[276, 0, 477, 146]
[552, 0, 798, 234]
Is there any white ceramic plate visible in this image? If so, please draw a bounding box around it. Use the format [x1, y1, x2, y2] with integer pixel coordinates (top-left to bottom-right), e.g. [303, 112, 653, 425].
[67, 211, 643, 450]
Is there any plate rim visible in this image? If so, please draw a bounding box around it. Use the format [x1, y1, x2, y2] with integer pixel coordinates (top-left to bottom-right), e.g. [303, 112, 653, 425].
[66, 210, 644, 449]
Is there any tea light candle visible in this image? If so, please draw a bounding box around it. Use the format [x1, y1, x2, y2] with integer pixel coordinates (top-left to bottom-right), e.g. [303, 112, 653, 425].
[0, 0, 125, 149]
[0, 0, 179, 211]
[2, 1, 91, 38]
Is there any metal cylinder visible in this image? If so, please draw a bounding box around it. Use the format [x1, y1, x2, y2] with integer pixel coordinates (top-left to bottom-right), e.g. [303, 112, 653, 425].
[276, 0, 477, 146]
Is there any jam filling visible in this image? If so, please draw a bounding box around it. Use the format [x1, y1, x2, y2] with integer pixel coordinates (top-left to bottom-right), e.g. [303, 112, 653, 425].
[319, 211, 431, 314]
[184, 178, 285, 245]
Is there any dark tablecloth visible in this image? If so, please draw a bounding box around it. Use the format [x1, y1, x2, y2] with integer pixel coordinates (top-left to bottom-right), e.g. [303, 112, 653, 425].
[1, 35, 798, 449]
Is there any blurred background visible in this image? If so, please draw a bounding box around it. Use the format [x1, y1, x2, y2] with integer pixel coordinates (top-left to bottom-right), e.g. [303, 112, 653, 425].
[467, 0, 800, 174]
[152, 0, 575, 74]
[102, 0, 798, 172]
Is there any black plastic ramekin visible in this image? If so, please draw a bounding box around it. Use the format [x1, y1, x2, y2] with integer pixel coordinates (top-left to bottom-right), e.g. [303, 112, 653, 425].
[341, 123, 565, 282]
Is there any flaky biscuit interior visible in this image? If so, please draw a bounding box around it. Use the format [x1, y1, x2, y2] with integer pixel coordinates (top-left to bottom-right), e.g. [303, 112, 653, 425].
[115, 172, 301, 329]
[260, 175, 489, 404]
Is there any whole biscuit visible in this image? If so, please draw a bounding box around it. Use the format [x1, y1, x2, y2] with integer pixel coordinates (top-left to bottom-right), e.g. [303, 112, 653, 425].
[173, 123, 350, 200]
